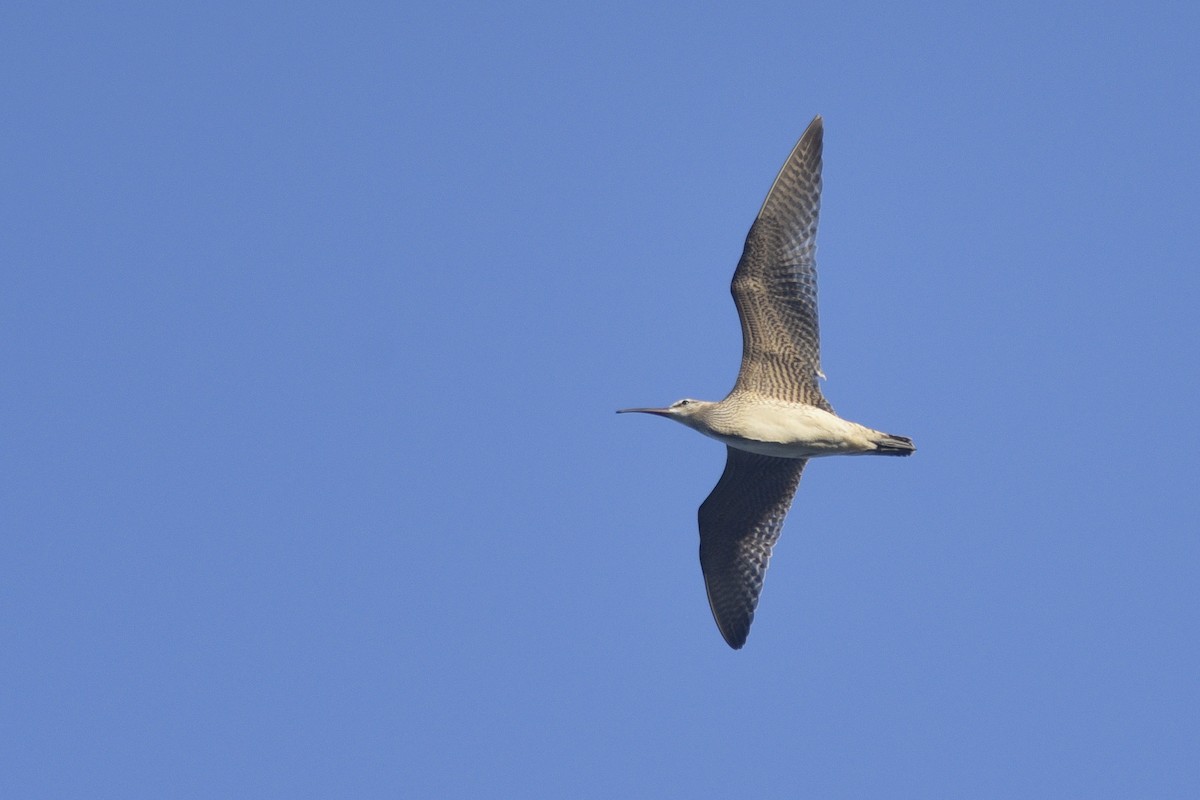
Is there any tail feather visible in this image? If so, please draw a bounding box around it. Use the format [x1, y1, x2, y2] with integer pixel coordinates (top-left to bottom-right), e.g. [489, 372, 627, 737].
[873, 433, 915, 456]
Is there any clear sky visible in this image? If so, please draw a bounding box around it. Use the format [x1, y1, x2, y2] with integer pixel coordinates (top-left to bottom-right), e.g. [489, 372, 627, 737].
[4, 2, 1199, 797]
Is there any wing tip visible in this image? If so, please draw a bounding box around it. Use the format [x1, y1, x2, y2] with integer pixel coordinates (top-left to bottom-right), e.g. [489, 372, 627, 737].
[756, 114, 824, 220]
[803, 114, 823, 145]
[707, 593, 751, 650]
[700, 556, 753, 652]
[700, 568, 753, 652]
[720, 625, 749, 650]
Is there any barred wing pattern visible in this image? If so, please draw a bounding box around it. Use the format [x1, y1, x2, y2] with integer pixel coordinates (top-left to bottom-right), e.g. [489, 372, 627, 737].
[698, 447, 807, 649]
[731, 115, 831, 410]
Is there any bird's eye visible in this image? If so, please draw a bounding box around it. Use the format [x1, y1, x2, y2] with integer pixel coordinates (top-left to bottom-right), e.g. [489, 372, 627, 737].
[677, 399, 691, 407]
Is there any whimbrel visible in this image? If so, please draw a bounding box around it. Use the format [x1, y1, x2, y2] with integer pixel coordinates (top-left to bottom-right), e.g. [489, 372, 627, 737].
[619, 116, 915, 649]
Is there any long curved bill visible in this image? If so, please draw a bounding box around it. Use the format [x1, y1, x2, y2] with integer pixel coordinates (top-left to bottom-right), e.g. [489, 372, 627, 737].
[616, 407, 673, 417]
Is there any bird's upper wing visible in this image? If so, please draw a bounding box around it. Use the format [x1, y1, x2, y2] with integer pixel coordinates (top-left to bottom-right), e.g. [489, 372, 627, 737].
[730, 115, 831, 409]
[698, 446, 807, 649]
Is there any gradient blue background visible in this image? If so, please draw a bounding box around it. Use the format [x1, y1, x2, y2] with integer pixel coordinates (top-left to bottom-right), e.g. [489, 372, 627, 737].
[4, 2, 1198, 797]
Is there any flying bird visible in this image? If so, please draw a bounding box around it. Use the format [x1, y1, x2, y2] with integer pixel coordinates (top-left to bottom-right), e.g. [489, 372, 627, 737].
[619, 116, 914, 649]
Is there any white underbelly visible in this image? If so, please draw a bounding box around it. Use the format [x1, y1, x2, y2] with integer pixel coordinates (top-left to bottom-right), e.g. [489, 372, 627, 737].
[705, 404, 876, 458]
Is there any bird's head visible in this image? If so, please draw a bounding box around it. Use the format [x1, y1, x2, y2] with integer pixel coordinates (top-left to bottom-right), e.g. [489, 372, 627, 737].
[617, 398, 715, 430]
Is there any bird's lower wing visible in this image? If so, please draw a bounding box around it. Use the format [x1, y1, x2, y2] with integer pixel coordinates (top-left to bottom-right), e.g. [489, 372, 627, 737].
[698, 447, 807, 649]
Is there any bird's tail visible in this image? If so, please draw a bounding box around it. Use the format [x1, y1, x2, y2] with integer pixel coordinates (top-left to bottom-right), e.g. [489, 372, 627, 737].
[872, 433, 915, 456]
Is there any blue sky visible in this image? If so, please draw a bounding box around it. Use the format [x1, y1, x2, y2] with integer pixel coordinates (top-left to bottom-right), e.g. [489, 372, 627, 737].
[4, 1, 1199, 797]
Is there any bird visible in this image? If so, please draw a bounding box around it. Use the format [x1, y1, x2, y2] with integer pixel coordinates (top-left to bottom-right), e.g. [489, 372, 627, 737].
[618, 116, 915, 649]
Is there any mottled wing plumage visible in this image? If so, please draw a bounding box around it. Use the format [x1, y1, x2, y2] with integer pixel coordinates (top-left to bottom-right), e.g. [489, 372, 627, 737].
[698, 447, 807, 649]
[731, 115, 830, 409]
